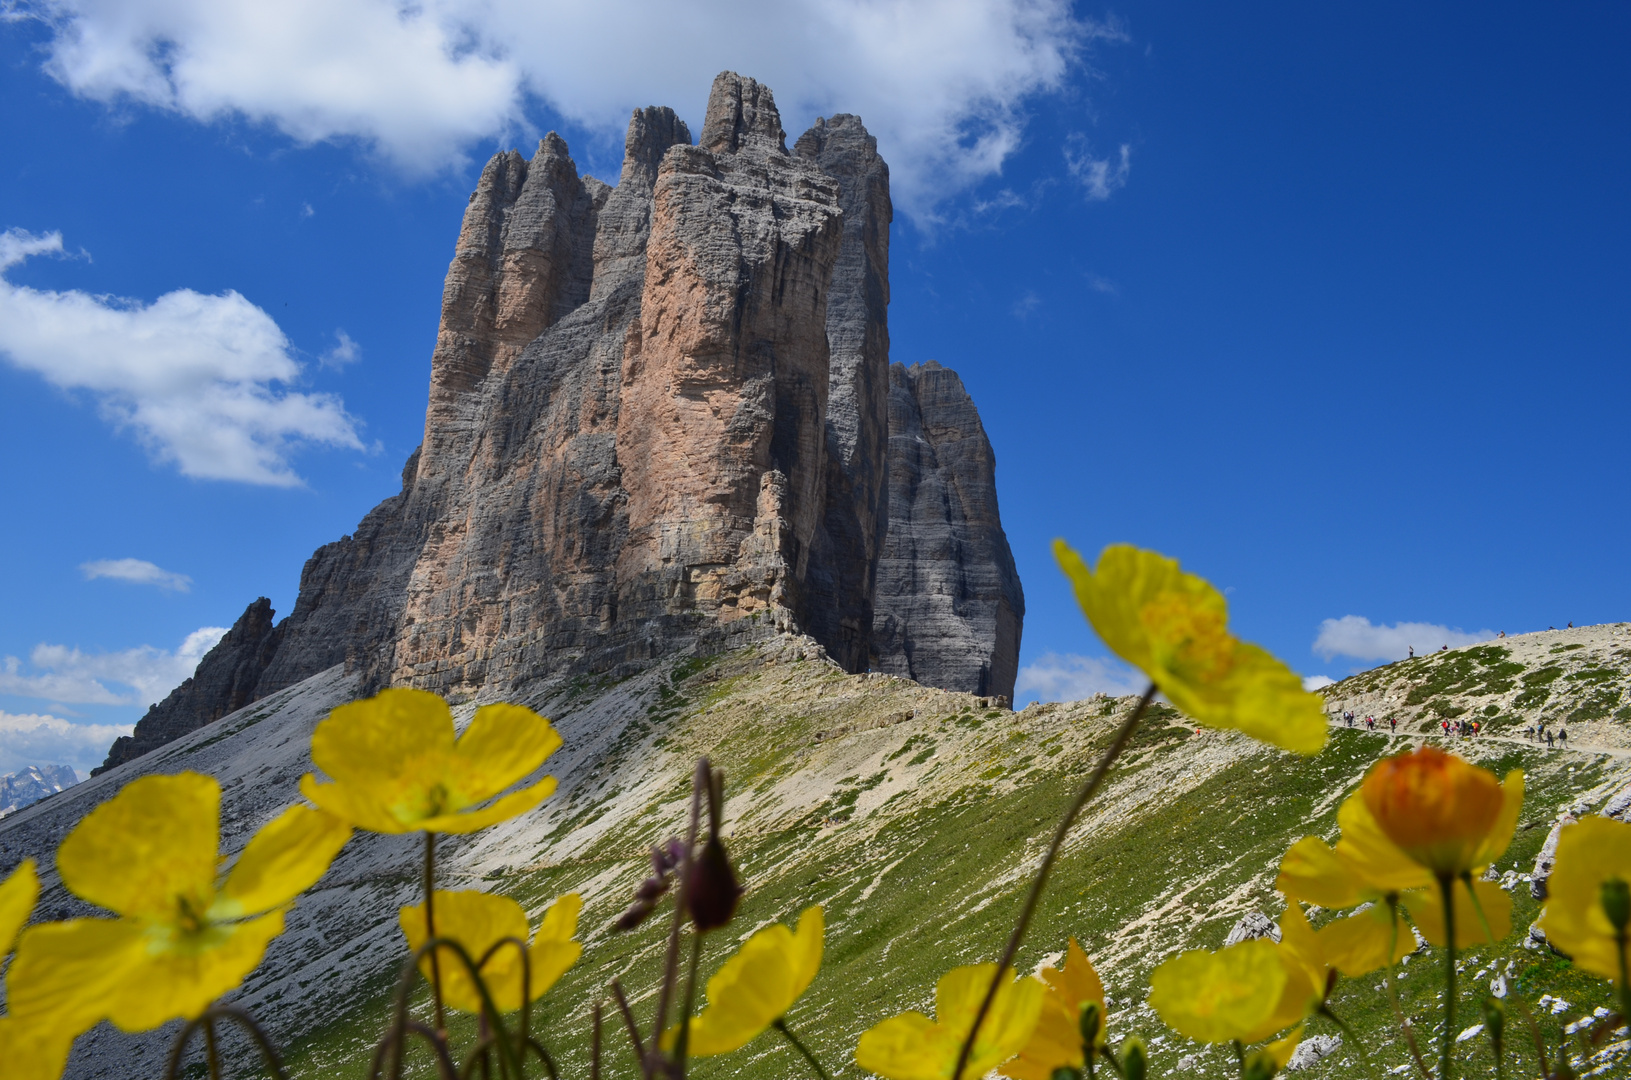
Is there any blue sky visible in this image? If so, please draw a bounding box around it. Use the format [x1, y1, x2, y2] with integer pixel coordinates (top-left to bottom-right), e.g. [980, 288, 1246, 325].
[2, 1, 1627, 773]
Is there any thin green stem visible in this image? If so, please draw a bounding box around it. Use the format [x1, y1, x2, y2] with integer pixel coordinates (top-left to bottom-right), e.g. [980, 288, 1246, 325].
[1232, 1039, 1246, 1076]
[1618, 932, 1631, 1039]
[951, 685, 1156, 1080]
[591, 1003, 604, 1080]
[1439, 873, 1457, 1080]
[1320, 1004, 1382, 1080]
[675, 930, 703, 1077]
[774, 1019, 832, 1080]
[425, 831, 447, 1036]
[655, 761, 707, 1055]
[1379, 902, 1433, 1080]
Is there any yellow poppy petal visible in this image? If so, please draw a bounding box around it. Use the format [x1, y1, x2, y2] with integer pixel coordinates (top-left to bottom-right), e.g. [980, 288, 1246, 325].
[1403, 879, 1512, 949]
[521, 893, 582, 1003]
[856, 1012, 945, 1080]
[672, 926, 797, 1055]
[1263, 1026, 1304, 1069]
[400, 889, 531, 1013]
[1054, 542, 1326, 755]
[664, 905, 822, 1057]
[6, 918, 145, 1032]
[933, 965, 1045, 1077]
[789, 905, 825, 999]
[299, 773, 409, 834]
[104, 909, 287, 1031]
[0, 1015, 76, 1080]
[1333, 790, 1435, 895]
[0, 857, 39, 955]
[1277, 836, 1363, 909]
[448, 704, 562, 805]
[310, 688, 455, 795]
[213, 805, 352, 919]
[1148, 940, 1288, 1044]
[1002, 938, 1108, 1080]
[1316, 902, 1413, 977]
[1472, 771, 1525, 869]
[1537, 816, 1631, 982]
[1209, 643, 1329, 755]
[417, 774, 558, 834]
[56, 773, 219, 921]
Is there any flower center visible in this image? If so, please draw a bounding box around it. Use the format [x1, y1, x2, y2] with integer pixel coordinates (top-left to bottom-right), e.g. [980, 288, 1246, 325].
[1138, 594, 1234, 684]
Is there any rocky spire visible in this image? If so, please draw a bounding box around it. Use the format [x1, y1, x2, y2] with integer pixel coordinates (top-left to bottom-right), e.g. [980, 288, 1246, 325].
[699, 71, 787, 155]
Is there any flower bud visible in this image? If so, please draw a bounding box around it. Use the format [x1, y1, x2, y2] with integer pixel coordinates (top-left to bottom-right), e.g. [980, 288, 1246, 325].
[1600, 876, 1630, 933]
[1078, 1001, 1102, 1051]
[683, 834, 743, 931]
[1480, 996, 1506, 1053]
[1119, 1037, 1147, 1080]
[1242, 1050, 1281, 1080]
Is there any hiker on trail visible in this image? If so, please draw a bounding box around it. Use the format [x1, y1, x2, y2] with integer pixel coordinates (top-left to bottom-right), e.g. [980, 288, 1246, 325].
[1559, 726, 1568, 746]
[1568, 621, 1574, 629]
[1441, 720, 1450, 736]
[1472, 720, 1480, 736]
[1409, 646, 1415, 658]
[1526, 725, 1535, 741]
[1389, 717, 1396, 733]
[1441, 644, 1449, 652]
[1547, 731, 1555, 748]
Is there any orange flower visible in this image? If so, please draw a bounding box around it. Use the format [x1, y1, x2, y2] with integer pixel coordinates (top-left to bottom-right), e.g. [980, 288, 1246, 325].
[1360, 747, 1514, 877]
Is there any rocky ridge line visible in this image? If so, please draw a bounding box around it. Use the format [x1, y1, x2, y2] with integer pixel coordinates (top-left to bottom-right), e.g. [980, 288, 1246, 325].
[99, 73, 1022, 773]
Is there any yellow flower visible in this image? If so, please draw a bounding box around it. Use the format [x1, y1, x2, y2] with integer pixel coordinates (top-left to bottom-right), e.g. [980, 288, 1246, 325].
[856, 964, 1045, 1080]
[1360, 747, 1521, 877]
[1537, 816, 1631, 983]
[0, 857, 39, 955]
[0, 1018, 74, 1080]
[1053, 543, 1327, 755]
[399, 890, 581, 1013]
[300, 689, 560, 834]
[1148, 939, 1302, 1045]
[6, 772, 350, 1032]
[999, 938, 1107, 1080]
[0, 859, 71, 1080]
[660, 906, 824, 1055]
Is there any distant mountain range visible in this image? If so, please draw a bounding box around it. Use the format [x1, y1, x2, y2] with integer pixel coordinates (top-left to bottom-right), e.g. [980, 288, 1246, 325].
[0, 763, 78, 818]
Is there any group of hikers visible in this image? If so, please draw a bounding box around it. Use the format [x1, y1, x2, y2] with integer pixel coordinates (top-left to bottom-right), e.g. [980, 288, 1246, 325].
[1341, 711, 1396, 733]
[1525, 718, 1570, 749]
[1336, 709, 1573, 748]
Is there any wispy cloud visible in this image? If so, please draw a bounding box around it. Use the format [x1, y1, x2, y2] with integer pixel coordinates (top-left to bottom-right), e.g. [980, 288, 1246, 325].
[1086, 274, 1119, 297]
[0, 627, 228, 707]
[0, 711, 133, 776]
[0, 229, 363, 486]
[320, 330, 360, 369]
[1015, 651, 1145, 704]
[14, 0, 1126, 222]
[80, 557, 192, 592]
[1064, 137, 1131, 201]
[1313, 615, 1496, 663]
[1011, 291, 1041, 319]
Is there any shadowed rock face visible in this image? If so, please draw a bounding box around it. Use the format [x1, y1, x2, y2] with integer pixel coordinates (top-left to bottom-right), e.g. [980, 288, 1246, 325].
[872, 362, 1025, 699]
[97, 73, 1021, 773]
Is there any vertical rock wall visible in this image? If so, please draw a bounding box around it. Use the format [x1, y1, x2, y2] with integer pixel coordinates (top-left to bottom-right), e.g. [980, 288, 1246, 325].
[872, 362, 1025, 699]
[98, 73, 1023, 773]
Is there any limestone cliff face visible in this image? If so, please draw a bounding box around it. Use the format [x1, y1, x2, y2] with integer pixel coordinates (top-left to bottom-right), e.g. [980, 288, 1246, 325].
[872, 362, 1024, 698]
[98, 73, 1021, 773]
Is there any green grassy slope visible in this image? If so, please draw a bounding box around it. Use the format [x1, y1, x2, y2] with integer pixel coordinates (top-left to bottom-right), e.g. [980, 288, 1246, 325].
[278, 629, 1631, 1080]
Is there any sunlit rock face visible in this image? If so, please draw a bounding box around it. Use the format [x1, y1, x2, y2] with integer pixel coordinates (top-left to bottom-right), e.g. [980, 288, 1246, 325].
[99, 73, 1022, 773]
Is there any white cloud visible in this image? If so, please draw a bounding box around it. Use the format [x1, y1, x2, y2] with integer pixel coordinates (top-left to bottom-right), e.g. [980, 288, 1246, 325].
[0, 229, 364, 485]
[0, 626, 228, 707]
[0, 710, 133, 775]
[1313, 615, 1496, 663]
[1015, 651, 1145, 703]
[17, 0, 1122, 221]
[1064, 137, 1130, 200]
[80, 557, 192, 591]
[320, 329, 360, 369]
[1303, 674, 1336, 692]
